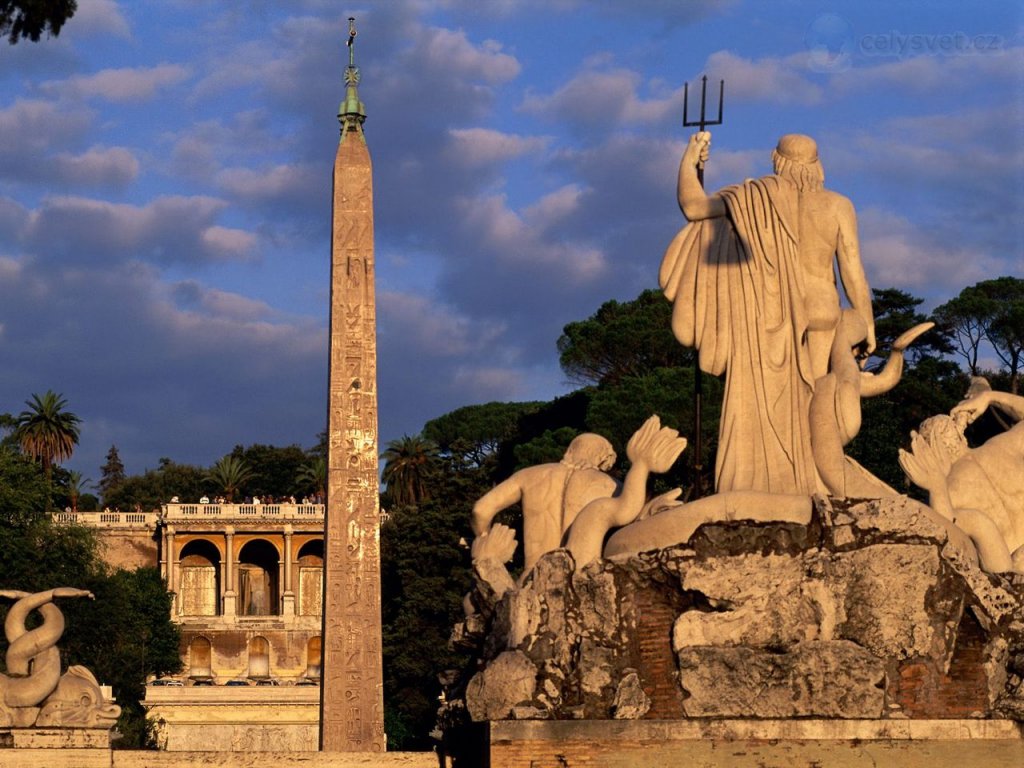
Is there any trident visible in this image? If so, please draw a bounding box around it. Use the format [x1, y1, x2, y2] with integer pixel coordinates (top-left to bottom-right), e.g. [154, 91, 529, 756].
[682, 75, 724, 496]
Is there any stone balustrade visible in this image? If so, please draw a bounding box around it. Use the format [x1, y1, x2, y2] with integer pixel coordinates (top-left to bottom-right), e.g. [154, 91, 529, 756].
[52, 510, 158, 528]
[162, 503, 325, 521]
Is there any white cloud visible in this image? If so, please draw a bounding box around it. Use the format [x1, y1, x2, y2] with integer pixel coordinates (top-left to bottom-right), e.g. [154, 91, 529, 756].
[418, 26, 520, 84]
[859, 208, 1007, 294]
[834, 45, 1024, 95]
[454, 193, 608, 282]
[0, 99, 90, 154]
[44, 64, 190, 102]
[378, 290, 506, 358]
[522, 67, 682, 129]
[200, 226, 258, 260]
[215, 163, 319, 202]
[703, 51, 824, 106]
[53, 146, 138, 185]
[22, 194, 249, 266]
[70, 0, 132, 40]
[446, 128, 548, 168]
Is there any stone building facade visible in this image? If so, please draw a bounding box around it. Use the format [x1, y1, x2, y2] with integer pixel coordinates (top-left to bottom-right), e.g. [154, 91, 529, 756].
[59, 502, 327, 750]
[160, 502, 325, 684]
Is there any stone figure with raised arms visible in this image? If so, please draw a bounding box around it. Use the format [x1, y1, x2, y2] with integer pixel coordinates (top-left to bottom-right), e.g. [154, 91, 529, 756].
[471, 416, 686, 572]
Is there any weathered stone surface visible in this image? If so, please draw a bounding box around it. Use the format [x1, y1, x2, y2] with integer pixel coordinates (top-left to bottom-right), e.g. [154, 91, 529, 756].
[466, 651, 538, 722]
[845, 499, 1019, 624]
[831, 544, 951, 660]
[677, 641, 885, 718]
[672, 552, 827, 650]
[507, 550, 575, 666]
[452, 497, 1024, 727]
[611, 671, 650, 719]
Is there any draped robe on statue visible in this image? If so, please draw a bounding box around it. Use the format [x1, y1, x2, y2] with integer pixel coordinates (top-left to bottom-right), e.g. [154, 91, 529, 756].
[660, 176, 820, 496]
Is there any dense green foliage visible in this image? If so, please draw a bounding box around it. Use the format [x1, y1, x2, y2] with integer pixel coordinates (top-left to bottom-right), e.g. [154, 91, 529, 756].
[104, 459, 206, 511]
[0, 0, 76, 44]
[228, 443, 309, 498]
[381, 435, 441, 508]
[99, 445, 126, 505]
[935, 276, 1024, 392]
[0, 470, 180, 747]
[12, 390, 81, 499]
[557, 288, 692, 386]
[204, 454, 254, 502]
[0, 446, 52, 526]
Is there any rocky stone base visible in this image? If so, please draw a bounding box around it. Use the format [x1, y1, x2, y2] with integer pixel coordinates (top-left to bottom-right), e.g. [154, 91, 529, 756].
[452, 497, 1024, 725]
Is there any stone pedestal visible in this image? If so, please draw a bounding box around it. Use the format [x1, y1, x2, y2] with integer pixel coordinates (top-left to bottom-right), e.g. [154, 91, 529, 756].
[0, 727, 113, 749]
[486, 720, 1024, 768]
[0, 728, 113, 768]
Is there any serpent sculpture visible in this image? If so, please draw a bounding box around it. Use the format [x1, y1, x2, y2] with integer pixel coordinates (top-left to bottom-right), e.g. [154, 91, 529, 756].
[0, 588, 121, 728]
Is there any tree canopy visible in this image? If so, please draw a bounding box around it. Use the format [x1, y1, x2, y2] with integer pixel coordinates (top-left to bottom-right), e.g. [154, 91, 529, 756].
[557, 288, 692, 386]
[381, 435, 441, 508]
[0, 473, 179, 748]
[99, 444, 126, 504]
[13, 390, 81, 486]
[935, 276, 1024, 392]
[1, 0, 76, 44]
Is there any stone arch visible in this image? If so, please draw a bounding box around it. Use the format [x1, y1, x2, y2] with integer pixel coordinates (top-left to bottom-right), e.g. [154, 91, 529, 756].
[179, 539, 221, 616]
[238, 539, 280, 616]
[248, 635, 271, 679]
[297, 538, 324, 616]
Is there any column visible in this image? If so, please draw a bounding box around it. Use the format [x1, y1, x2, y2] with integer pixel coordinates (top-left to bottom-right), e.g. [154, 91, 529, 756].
[282, 525, 295, 616]
[160, 526, 168, 581]
[223, 527, 236, 617]
[166, 526, 178, 616]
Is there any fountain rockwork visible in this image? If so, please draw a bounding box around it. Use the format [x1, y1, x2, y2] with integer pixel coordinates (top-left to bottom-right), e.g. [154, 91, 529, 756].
[450, 130, 1024, 767]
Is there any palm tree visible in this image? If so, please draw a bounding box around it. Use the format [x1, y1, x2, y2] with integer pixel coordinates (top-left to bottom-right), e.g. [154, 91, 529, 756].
[205, 455, 254, 502]
[296, 457, 326, 501]
[66, 471, 92, 513]
[381, 435, 440, 508]
[14, 391, 81, 491]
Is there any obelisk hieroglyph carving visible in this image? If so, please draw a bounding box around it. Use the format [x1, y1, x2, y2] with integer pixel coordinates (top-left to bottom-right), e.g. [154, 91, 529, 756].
[319, 18, 385, 752]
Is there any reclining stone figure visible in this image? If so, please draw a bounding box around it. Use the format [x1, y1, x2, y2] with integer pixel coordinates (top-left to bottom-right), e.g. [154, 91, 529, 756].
[900, 381, 1024, 574]
[471, 415, 685, 573]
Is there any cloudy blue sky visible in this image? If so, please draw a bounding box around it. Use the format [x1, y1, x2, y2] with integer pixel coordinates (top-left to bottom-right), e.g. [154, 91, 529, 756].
[1, 0, 1021, 479]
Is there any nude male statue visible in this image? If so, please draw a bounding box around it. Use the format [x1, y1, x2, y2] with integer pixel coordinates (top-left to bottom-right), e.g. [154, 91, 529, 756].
[471, 433, 618, 572]
[471, 417, 685, 572]
[900, 383, 1024, 573]
[661, 131, 876, 494]
[677, 131, 875, 378]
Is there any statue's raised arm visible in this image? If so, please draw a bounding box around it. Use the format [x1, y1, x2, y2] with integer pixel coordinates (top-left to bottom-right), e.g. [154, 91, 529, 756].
[660, 132, 877, 497]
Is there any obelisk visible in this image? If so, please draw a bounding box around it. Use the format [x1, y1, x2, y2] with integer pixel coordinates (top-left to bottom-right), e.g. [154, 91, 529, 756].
[319, 18, 386, 752]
